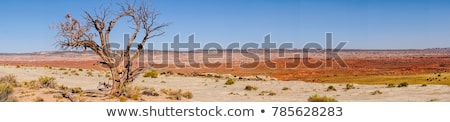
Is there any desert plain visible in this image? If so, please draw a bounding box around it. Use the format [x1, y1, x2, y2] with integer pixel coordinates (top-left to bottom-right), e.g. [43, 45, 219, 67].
[1, 49, 450, 102]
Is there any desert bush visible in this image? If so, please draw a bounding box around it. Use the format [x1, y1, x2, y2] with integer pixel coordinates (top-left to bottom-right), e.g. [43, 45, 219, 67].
[308, 94, 338, 102]
[78, 68, 83, 71]
[1, 74, 18, 87]
[143, 70, 158, 78]
[268, 92, 277, 96]
[59, 68, 67, 70]
[345, 84, 355, 90]
[244, 85, 258, 91]
[225, 78, 235, 85]
[421, 84, 427, 87]
[0, 83, 13, 102]
[182, 91, 193, 99]
[70, 87, 83, 94]
[125, 86, 142, 100]
[387, 83, 396, 88]
[327, 85, 337, 91]
[57, 84, 69, 90]
[16, 65, 20, 68]
[160, 88, 193, 100]
[282, 87, 290, 91]
[371, 90, 383, 95]
[38, 76, 57, 88]
[258, 90, 276, 96]
[86, 71, 94, 77]
[398, 82, 408, 87]
[25, 80, 40, 89]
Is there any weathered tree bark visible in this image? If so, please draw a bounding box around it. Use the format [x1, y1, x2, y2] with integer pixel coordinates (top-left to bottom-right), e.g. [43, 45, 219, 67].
[54, 0, 168, 96]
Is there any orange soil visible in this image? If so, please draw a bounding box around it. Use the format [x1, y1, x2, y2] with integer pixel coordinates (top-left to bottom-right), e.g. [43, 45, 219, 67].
[2, 56, 450, 81]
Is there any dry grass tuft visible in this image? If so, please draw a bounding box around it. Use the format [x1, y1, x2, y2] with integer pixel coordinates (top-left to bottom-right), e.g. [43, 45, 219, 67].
[143, 70, 158, 78]
[70, 87, 83, 94]
[244, 85, 258, 91]
[38, 76, 57, 88]
[225, 78, 235, 85]
[327, 85, 337, 91]
[0, 83, 13, 102]
[308, 94, 338, 102]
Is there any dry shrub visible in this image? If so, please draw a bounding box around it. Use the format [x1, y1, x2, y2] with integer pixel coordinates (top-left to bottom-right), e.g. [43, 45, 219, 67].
[38, 76, 57, 88]
[70, 87, 83, 94]
[160, 88, 193, 100]
[143, 70, 158, 78]
[327, 85, 337, 91]
[86, 71, 94, 77]
[244, 85, 258, 91]
[1, 74, 18, 87]
[258, 90, 276, 96]
[387, 83, 396, 88]
[0, 83, 13, 102]
[282, 87, 290, 91]
[398, 82, 408, 87]
[182, 91, 193, 99]
[225, 78, 235, 85]
[371, 90, 383, 95]
[308, 94, 338, 102]
[125, 86, 142, 100]
[345, 84, 355, 90]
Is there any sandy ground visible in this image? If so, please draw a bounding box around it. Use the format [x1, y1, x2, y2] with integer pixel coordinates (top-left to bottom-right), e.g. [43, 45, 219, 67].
[2, 65, 450, 102]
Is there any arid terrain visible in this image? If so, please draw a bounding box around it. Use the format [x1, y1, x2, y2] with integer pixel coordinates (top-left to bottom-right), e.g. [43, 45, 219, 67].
[1, 49, 450, 102]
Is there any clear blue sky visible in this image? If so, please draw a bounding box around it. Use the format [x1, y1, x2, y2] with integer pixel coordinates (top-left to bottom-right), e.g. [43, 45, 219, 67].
[0, 0, 449, 53]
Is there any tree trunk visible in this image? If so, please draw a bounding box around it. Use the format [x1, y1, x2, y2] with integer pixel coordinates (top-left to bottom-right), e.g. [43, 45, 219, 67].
[109, 67, 123, 96]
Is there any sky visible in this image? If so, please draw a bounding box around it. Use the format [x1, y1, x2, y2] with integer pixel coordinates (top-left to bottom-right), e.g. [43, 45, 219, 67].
[0, 0, 450, 53]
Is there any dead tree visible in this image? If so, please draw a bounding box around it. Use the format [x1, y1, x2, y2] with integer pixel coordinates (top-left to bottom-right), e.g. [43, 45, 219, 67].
[54, 0, 168, 96]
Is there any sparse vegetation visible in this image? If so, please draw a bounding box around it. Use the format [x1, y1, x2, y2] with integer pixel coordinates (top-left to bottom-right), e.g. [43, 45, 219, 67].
[124, 86, 142, 100]
[38, 76, 57, 88]
[160, 88, 193, 100]
[282, 87, 290, 91]
[327, 85, 337, 91]
[0, 83, 13, 102]
[345, 84, 355, 90]
[308, 94, 338, 102]
[225, 78, 235, 85]
[258, 90, 276, 96]
[387, 83, 396, 88]
[143, 70, 158, 78]
[268, 92, 277, 96]
[371, 90, 383, 95]
[244, 85, 258, 91]
[86, 71, 94, 77]
[421, 84, 427, 87]
[1, 74, 18, 87]
[398, 82, 408, 87]
[70, 87, 83, 94]
[182, 91, 193, 99]
[59, 68, 67, 70]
